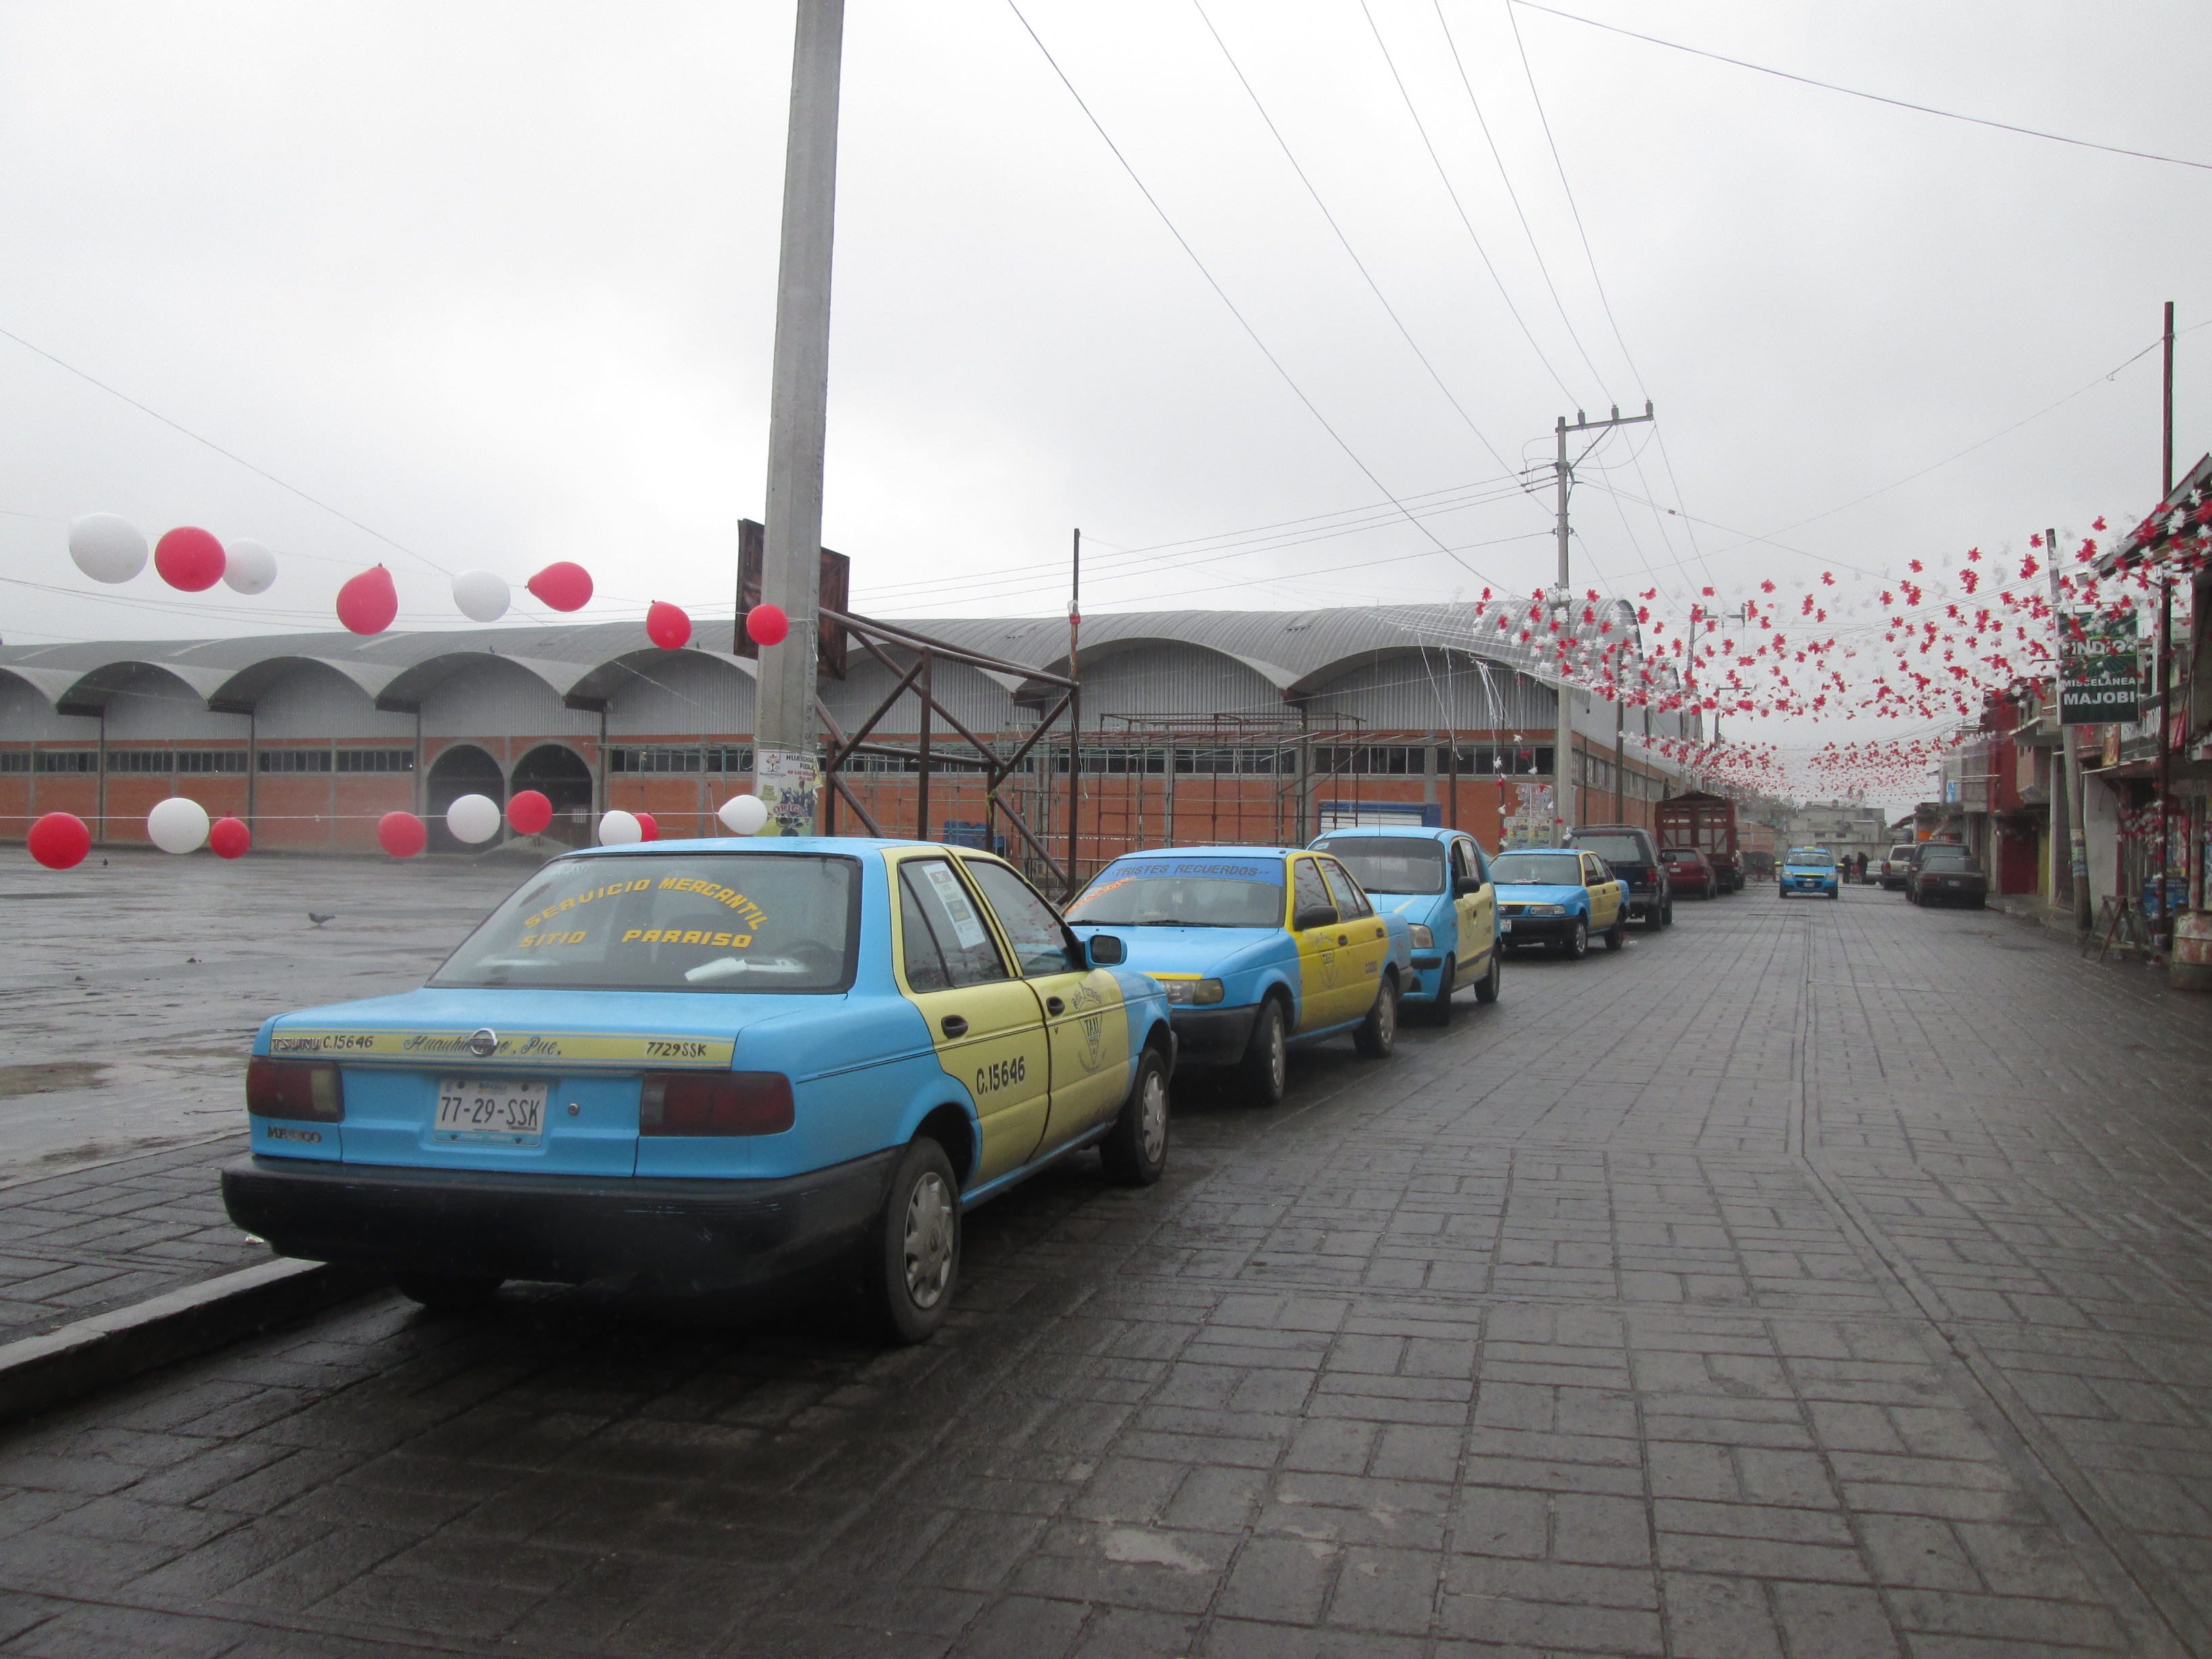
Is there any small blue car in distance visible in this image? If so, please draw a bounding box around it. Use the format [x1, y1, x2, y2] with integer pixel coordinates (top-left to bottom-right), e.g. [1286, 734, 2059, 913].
[221, 839, 1174, 1343]
[1062, 845, 1414, 1106]
[1307, 825, 1502, 1021]
[1779, 846, 1841, 900]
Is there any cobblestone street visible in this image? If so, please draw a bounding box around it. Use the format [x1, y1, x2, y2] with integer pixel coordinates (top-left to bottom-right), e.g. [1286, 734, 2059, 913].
[2, 876, 2209, 1657]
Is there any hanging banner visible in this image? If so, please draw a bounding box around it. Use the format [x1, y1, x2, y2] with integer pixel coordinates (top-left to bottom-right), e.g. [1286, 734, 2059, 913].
[2057, 611, 2140, 726]
[753, 746, 821, 838]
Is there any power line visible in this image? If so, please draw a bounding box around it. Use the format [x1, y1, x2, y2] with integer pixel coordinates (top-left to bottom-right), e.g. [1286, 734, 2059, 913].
[1507, 0, 2212, 174]
[1002, 0, 1513, 594]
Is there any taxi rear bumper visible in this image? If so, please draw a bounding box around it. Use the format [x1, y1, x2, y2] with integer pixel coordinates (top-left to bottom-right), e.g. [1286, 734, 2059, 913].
[1169, 1004, 1262, 1067]
[222, 1150, 899, 1294]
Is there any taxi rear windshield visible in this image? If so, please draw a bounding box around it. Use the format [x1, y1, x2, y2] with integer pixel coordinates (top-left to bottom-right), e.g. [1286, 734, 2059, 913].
[1571, 833, 1645, 865]
[431, 853, 860, 993]
[1067, 857, 1284, 928]
[1311, 837, 1446, 895]
[1491, 852, 1585, 886]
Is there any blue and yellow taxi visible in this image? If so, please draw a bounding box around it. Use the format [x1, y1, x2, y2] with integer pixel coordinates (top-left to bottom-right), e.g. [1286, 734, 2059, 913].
[1061, 845, 1414, 1106]
[1780, 846, 1841, 900]
[1307, 825, 1502, 1021]
[222, 838, 1174, 1343]
[1489, 846, 1630, 958]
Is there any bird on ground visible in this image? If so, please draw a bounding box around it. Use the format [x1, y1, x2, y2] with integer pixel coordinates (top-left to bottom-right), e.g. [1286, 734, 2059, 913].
[308, 912, 337, 927]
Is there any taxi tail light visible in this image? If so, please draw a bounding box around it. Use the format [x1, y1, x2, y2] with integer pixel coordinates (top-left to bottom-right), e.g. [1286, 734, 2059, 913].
[247, 1058, 344, 1122]
[640, 1071, 794, 1136]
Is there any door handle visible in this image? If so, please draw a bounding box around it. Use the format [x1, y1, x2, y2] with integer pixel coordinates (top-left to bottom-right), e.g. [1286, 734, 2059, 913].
[940, 1015, 968, 1038]
[1046, 996, 1065, 1016]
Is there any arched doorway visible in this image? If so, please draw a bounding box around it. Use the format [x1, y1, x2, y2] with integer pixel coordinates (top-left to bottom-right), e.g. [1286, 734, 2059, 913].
[512, 743, 596, 847]
[426, 744, 506, 851]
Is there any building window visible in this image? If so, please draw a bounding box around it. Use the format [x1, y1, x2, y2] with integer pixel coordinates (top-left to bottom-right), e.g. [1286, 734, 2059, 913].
[0, 752, 28, 773]
[180, 752, 249, 775]
[1313, 745, 1425, 776]
[610, 745, 753, 774]
[333, 750, 415, 774]
[1443, 745, 1553, 777]
[259, 749, 333, 773]
[35, 752, 97, 774]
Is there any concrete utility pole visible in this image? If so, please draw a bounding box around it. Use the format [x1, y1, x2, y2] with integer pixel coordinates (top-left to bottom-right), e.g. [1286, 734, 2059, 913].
[2047, 527, 2091, 931]
[753, 0, 846, 836]
[1549, 403, 1653, 844]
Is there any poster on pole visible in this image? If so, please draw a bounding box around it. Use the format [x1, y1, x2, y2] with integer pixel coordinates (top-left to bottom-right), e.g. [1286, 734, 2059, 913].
[754, 746, 820, 838]
[2057, 611, 2139, 726]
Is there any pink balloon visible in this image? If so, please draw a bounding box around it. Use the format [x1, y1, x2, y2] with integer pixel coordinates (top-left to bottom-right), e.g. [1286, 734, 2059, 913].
[646, 600, 691, 649]
[528, 561, 593, 612]
[337, 565, 398, 634]
[377, 811, 427, 858]
[208, 817, 251, 859]
[26, 813, 90, 870]
[746, 602, 789, 647]
[155, 527, 226, 592]
[636, 811, 659, 842]
[507, 790, 552, 836]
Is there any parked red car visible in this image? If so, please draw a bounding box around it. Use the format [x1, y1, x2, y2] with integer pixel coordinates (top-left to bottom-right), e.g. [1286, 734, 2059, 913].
[1660, 846, 1717, 899]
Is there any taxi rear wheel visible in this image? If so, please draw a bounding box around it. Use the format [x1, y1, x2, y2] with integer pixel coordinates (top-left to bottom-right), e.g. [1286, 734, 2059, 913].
[1101, 1046, 1170, 1186]
[863, 1137, 960, 1344]
[1238, 997, 1289, 1106]
[1354, 972, 1398, 1058]
[1603, 917, 1626, 951]
[1473, 946, 1502, 1004]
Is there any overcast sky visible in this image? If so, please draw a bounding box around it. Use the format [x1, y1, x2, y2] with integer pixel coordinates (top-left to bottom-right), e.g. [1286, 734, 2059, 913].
[3, 1, 2207, 793]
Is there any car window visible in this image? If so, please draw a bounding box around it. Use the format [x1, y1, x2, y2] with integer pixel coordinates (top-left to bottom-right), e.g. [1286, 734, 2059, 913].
[1572, 832, 1646, 865]
[1490, 851, 1584, 886]
[1582, 856, 1608, 885]
[431, 852, 860, 993]
[898, 859, 1011, 991]
[1313, 835, 1446, 895]
[1920, 850, 1983, 872]
[962, 859, 1083, 977]
[1448, 839, 1475, 884]
[1317, 858, 1374, 919]
[1292, 858, 1333, 922]
[1067, 854, 1286, 928]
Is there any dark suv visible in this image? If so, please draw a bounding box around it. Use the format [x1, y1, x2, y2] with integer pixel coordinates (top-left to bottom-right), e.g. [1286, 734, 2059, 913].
[1565, 825, 1673, 929]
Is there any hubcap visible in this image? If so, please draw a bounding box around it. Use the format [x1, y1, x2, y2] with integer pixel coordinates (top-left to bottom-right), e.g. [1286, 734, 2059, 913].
[1378, 984, 1395, 1040]
[1138, 1069, 1168, 1164]
[1267, 1012, 1286, 1089]
[902, 1171, 954, 1309]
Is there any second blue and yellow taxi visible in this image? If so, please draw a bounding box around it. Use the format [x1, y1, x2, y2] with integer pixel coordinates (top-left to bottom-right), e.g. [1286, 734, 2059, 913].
[1780, 845, 1841, 899]
[1307, 825, 1502, 1021]
[222, 838, 1173, 1343]
[1488, 846, 1630, 958]
[1061, 845, 1414, 1106]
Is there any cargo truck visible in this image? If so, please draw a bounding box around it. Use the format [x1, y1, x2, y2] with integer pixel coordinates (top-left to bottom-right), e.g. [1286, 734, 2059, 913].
[1654, 792, 1744, 893]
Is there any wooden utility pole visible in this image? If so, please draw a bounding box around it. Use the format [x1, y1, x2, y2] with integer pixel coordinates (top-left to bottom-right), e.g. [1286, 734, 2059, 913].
[1067, 529, 1082, 884]
[2156, 302, 2176, 939]
[753, 0, 846, 836]
[2048, 527, 2091, 931]
[1549, 404, 1653, 844]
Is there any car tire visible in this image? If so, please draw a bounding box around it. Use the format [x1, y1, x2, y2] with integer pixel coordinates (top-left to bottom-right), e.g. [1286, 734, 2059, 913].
[1354, 972, 1398, 1058]
[863, 1136, 960, 1345]
[1644, 903, 1666, 931]
[394, 1271, 501, 1311]
[1099, 1044, 1170, 1186]
[1427, 959, 1455, 1024]
[1662, 901, 1675, 927]
[1473, 945, 1502, 1004]
[1971, 896, 1986, 909]
[1603, 916, 1625, 951]
[1238, 995, 1289, 1106]
[1558, 917, 1589, 960]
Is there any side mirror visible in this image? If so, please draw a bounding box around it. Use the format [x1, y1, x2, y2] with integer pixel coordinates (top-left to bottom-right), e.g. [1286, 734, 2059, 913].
[1086, 934, 1126, 967]
[1293, 903, 1338, 932]
[1453, 876, 1483, 896]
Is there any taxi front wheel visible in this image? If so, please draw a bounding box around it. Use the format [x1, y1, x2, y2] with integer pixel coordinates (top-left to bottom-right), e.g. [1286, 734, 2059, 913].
[863, 1137, 960, 1345]
[1239, 997, 1289, 1106]
[1101, 1046, 1170, 1186]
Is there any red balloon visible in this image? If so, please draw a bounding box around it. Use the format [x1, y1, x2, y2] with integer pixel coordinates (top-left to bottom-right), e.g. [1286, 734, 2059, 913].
[207, 817, 251, 859]
[377, 811, 427, 858]
[528, 561, 594, 612]
[645, 600, 691, 649]
[746, 602, 790, 647]
[154, 527, 226, 592]
[337, 565, 398, 634]
[636, 811, 659, 842]
[507, 790, 553, 836]
[26, 812, 90, 869]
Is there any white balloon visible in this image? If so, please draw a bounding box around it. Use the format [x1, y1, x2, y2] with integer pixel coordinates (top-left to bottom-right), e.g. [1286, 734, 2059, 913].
[717, 794, 769, 836]
[222, 539, 279, 594]
[598, 808, 642, 846]
[452, 570, 511, 623]
[146, 796, 210, 855]
[68, 514, 148, 584]
[445, 793, 501, 844]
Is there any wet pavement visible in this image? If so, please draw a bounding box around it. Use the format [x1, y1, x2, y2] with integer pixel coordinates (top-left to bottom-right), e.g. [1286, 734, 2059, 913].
[1, 873, 2210, 1656]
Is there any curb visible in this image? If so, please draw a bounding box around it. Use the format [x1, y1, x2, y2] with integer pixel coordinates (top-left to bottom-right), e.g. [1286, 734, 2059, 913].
[0, 1258, 385, 1427]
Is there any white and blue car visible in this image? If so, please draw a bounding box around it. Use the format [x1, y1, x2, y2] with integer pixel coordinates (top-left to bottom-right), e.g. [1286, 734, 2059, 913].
[223, 839, 1174, 1342]
[1307, 826, 1502, 1021]
[1779, 846, 1841, 900]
